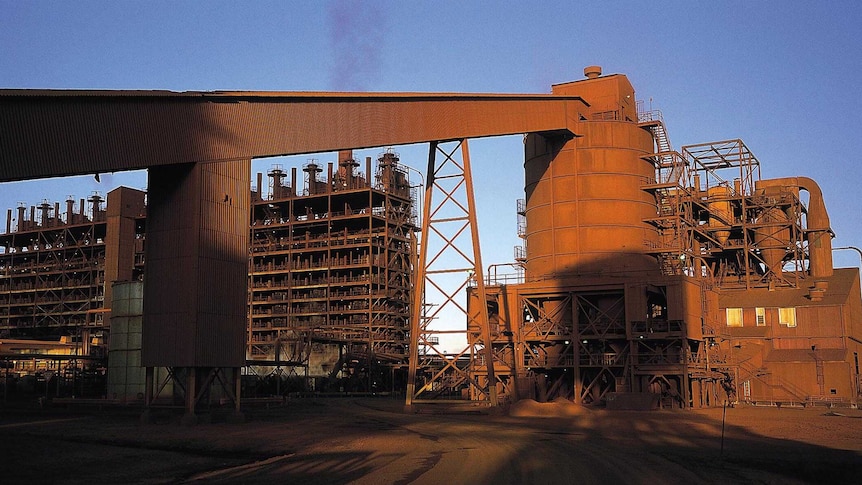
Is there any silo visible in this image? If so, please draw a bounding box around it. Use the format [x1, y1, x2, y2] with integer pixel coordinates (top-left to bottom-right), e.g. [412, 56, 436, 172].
[523, 68, 659, 280]
[707, 185, 732, 245]
[752, 183, 792, 276]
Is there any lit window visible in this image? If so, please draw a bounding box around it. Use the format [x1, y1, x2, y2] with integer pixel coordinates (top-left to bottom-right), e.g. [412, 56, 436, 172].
[726, 308, 743, 327]
[779, 307, 796, 327]
[755, 307, 766, 326]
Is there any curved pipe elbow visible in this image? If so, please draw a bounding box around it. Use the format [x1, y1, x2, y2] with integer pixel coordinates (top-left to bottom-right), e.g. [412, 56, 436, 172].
[755, 176, 831, 232]
[755, 176, 833, 279]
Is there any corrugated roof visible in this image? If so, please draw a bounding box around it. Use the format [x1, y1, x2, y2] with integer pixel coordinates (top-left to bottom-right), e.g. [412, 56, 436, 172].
[0, 88, 586, 101]
[765, 348, 847, 362]
[718, 268, 859, 308]
[1, 90, 587, 182]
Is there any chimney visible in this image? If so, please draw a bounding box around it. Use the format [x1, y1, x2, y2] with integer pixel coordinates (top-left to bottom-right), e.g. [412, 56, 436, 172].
[584, 65, 602, 79]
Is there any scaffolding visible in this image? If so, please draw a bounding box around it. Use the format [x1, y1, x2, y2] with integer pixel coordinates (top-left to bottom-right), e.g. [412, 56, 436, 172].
[248, 151, 416, 392]
[639, 132, 809, 291]
[0, 189, 146, 395]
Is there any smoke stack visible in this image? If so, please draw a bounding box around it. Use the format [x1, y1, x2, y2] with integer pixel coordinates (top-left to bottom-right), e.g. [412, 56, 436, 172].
[66, 198, 74, 224]
[338, 150, 353, 164]
[584, 65, 602, 79]
[17, 206, 25, 231]
[256, 172, 263, 201]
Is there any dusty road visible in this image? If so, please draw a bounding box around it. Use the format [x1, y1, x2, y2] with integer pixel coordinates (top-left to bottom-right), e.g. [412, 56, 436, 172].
[1, 398, 860, 484]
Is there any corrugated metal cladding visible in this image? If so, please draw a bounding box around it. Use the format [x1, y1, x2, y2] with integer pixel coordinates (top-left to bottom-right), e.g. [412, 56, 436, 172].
[1, 92, 583, 182]
[142, 160, 250, 368]
[194, 161, 249, 366]
[103, 187, 146, 309]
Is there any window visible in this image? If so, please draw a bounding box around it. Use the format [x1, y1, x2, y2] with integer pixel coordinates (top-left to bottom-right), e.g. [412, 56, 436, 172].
[726, 308, 743, 327]
[755, 307, 766, 326]
[779, 307, 797, 327]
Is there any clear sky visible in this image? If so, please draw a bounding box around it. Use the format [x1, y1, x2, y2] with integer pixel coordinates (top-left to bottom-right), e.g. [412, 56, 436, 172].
[2, 1, 861, 349]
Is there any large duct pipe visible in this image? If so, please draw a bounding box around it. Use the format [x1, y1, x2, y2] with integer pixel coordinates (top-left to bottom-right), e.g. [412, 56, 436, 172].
[755, 177, 833, 281]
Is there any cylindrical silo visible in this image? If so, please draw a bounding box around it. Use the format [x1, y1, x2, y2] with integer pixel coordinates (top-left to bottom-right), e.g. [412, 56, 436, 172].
[752, 183, 792, 276]
[523, 70, 659, 279]
[707, 185, 732, 245]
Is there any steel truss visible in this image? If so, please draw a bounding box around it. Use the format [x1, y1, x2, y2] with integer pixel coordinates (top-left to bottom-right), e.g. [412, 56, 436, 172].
[143, 366, 242, 423]
[406, 140, 498, 408]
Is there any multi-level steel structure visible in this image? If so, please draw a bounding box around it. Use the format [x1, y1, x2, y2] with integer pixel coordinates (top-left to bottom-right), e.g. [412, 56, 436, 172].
[2, 67, 859, 416]
[0, 187, 145, 386]
[248, 150, 415, 390]
[1, 152, 415, 396]
[464, 67, 861, 408]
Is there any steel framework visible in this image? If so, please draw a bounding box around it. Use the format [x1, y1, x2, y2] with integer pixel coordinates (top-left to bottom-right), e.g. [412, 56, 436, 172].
[406, 140, 498, 408]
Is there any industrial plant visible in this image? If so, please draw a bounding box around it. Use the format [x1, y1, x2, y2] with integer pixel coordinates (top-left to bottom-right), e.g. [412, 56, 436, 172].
[1, 150, 417, 400]
[1, 67, 859, 414]
[462, 69, 861, 409]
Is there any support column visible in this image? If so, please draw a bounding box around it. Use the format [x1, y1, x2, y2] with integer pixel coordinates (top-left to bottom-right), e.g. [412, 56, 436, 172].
[182, 368, 197, 425]
[405, 145, 436, 409]
[142, 160, 250, 420]
[405, 140, 497, 409]
[462, 140, 498, 407]
[572, 296, 582, 404]
[144, 367, 154, 406]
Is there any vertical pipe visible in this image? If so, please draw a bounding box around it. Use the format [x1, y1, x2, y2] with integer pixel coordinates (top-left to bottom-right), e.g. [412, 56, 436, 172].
[17, 206, 25, 231]
[53, 202, 60, 227]
[291, 167, 297, 197]
[5, 209, 10, 234]
[327, 162, 333, 193]
[365, 156, 372, 188]
[66, 199, 74, 224]
[234, 367, 242, 415]
[29, 206, 35, 227]
[256, 172, 263, 201]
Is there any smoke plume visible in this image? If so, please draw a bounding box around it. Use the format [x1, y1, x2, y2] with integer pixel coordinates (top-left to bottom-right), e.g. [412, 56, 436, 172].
[327, 0, 384, 91]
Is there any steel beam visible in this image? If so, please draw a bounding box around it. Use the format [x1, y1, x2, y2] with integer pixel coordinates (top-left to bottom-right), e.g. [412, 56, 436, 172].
[0, 92, 582, 182]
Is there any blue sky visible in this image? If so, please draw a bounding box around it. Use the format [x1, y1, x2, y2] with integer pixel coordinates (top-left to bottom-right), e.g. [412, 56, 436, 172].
[2, 2, 861, 347]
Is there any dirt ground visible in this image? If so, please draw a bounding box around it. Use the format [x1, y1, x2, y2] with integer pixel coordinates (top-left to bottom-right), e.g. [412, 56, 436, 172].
[1, 397, 860, 484]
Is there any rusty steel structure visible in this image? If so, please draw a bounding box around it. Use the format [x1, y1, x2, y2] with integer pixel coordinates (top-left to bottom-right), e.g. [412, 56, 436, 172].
[2, 87, 582, 419]
[1, 67, 860, 415]
[466, 68, 861, 408]
[248, 150, 416, 391]
[0, 187, 145, 395]
[0, 151, 416, 399]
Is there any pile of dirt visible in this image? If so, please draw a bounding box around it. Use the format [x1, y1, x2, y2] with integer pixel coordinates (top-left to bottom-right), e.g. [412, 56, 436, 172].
[508, 398, 586, 417]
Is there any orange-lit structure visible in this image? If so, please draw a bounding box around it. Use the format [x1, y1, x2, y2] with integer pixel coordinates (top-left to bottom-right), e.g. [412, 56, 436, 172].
[464, 68, 861, 408]
[0, 150, 416, 399]
[1, 67, 859, 414]
[248, 150, 415, 391]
